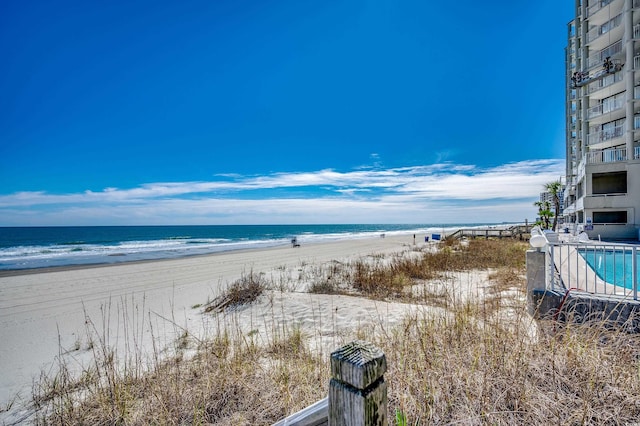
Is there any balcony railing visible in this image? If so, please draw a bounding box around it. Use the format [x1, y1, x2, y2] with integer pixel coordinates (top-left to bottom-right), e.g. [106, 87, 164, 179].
[636, 146, 640, 159]
[587, 0, 614, 17]
[587, 95, 625, 119]
[587, 124, 624, 145]
[588, 70, 623, 94]
[587, 40, 623, 70]
[586, 147, 627, 164]
[586, 14, 622, 44]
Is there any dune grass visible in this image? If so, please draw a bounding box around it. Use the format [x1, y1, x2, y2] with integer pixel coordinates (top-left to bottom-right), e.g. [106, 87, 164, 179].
[28, 238, 640, 425]
[204, 270, 268, 313]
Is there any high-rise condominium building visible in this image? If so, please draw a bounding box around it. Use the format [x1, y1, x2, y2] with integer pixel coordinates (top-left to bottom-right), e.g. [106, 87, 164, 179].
[565, 0, 640, 240]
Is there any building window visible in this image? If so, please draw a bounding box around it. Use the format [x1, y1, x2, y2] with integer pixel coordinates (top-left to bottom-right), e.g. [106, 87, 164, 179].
[593, 211, 627, 224]
[592, 171, 627, 194]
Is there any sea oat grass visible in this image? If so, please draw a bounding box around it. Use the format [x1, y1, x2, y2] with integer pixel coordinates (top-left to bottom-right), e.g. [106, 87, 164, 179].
[341, 238, 528, 302]
[380, 306, 640, 425]
[31, 238, 640, 424]
[205, 270, 268, 313]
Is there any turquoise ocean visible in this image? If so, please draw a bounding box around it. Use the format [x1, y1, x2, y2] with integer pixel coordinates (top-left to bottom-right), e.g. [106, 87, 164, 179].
[0, 224, 495, 271]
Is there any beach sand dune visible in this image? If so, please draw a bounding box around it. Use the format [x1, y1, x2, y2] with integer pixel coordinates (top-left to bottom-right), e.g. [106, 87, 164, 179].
[0, 234, 425, 421]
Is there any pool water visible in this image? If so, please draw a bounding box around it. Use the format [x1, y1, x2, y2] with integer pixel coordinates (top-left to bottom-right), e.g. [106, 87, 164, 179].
[579, 248, 640, 289]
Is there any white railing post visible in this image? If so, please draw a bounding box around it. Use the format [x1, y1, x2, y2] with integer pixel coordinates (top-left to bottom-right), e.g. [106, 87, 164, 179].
[633, 246, 638, 301]
[548, 244, 555, 292]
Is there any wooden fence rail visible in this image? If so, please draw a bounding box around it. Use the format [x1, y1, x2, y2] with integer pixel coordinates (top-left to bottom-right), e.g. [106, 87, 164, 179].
[273, 341, 387, 426]
[446, 224, 531, 241]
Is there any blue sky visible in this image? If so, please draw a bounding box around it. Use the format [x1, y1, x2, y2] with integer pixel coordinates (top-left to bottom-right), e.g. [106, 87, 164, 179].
[0, 1, 573, 226]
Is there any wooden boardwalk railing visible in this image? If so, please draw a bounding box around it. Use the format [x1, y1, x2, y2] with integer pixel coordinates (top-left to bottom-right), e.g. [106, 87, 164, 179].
[446, 224, 531, 241]
[273, 340, 387, 426]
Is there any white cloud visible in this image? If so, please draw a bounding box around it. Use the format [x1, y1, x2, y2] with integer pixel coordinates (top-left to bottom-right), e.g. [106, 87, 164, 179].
[0, 159, 564, 225]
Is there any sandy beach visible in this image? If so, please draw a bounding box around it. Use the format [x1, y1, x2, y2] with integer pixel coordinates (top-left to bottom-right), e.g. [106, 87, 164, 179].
[0, 233, 432, 422]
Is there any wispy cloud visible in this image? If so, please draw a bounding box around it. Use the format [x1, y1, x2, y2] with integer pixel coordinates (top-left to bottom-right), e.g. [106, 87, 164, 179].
[0, 159, 564, 225]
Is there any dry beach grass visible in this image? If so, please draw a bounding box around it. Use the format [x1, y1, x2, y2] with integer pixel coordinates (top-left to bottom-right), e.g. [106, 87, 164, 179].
[10, 238, 640, 424]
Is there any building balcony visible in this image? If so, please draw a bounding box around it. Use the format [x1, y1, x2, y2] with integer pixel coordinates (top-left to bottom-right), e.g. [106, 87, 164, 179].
[583, 194, 630, 211]
[587, 124, 624, 146]
[586, 40, 623, 71]
[577, 157, 586, 182]
[586, 146, 627, 164]
[587, 0, 623, 24]
[588, 70, 623, 96]
[585, 14, 623, 50]
[587, 0, 614, 17]
[587, 96, 625, 121]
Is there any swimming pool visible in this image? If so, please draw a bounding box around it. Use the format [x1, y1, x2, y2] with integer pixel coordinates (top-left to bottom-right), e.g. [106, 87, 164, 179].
[579, 247, 640, 290]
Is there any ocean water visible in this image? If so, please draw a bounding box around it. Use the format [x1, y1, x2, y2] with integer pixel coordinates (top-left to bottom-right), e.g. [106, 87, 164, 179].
[0, 224, 491, 271]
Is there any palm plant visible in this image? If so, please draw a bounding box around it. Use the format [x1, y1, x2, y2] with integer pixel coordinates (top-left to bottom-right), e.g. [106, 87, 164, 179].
[534, 200, 553, 230]
[544, 180, 562, 231]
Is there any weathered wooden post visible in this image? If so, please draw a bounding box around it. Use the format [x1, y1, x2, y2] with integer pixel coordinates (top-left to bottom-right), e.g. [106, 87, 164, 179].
[328, 340, 387, 426]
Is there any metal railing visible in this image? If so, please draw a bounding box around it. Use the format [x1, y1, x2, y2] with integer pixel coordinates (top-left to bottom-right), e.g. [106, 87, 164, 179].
[588, 70, 623, 94]
[586, 124, 624, 146]
[586, 13, 622, 44]
[587, 40, 623, 70]
[547, 242, 639, 301]
[636, 145, 640, 159]
[587, 95, 625, 119]
[587, 0, 615, 18]
[586, 147, 627, 164]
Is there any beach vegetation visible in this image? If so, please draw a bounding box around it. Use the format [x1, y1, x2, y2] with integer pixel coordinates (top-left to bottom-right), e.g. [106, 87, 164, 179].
[28, 238, 640, 425]
[204, 270, 267, 313]
[534, 179, 563, 231]
[544, 180, 563, 231]
[534, 200, 554, 230]
[306, 238, 528, 302]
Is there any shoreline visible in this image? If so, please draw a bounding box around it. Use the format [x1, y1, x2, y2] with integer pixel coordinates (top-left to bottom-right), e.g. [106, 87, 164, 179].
[0, 226, 453, 277]
[0, 230, 421, 277]
[1, 223, 518, 274]
[0, 244, 293, 278]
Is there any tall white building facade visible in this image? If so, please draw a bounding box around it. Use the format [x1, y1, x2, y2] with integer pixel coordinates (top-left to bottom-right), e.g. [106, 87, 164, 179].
[565, 0, 640, 240]
[540, 189, 565, 212]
